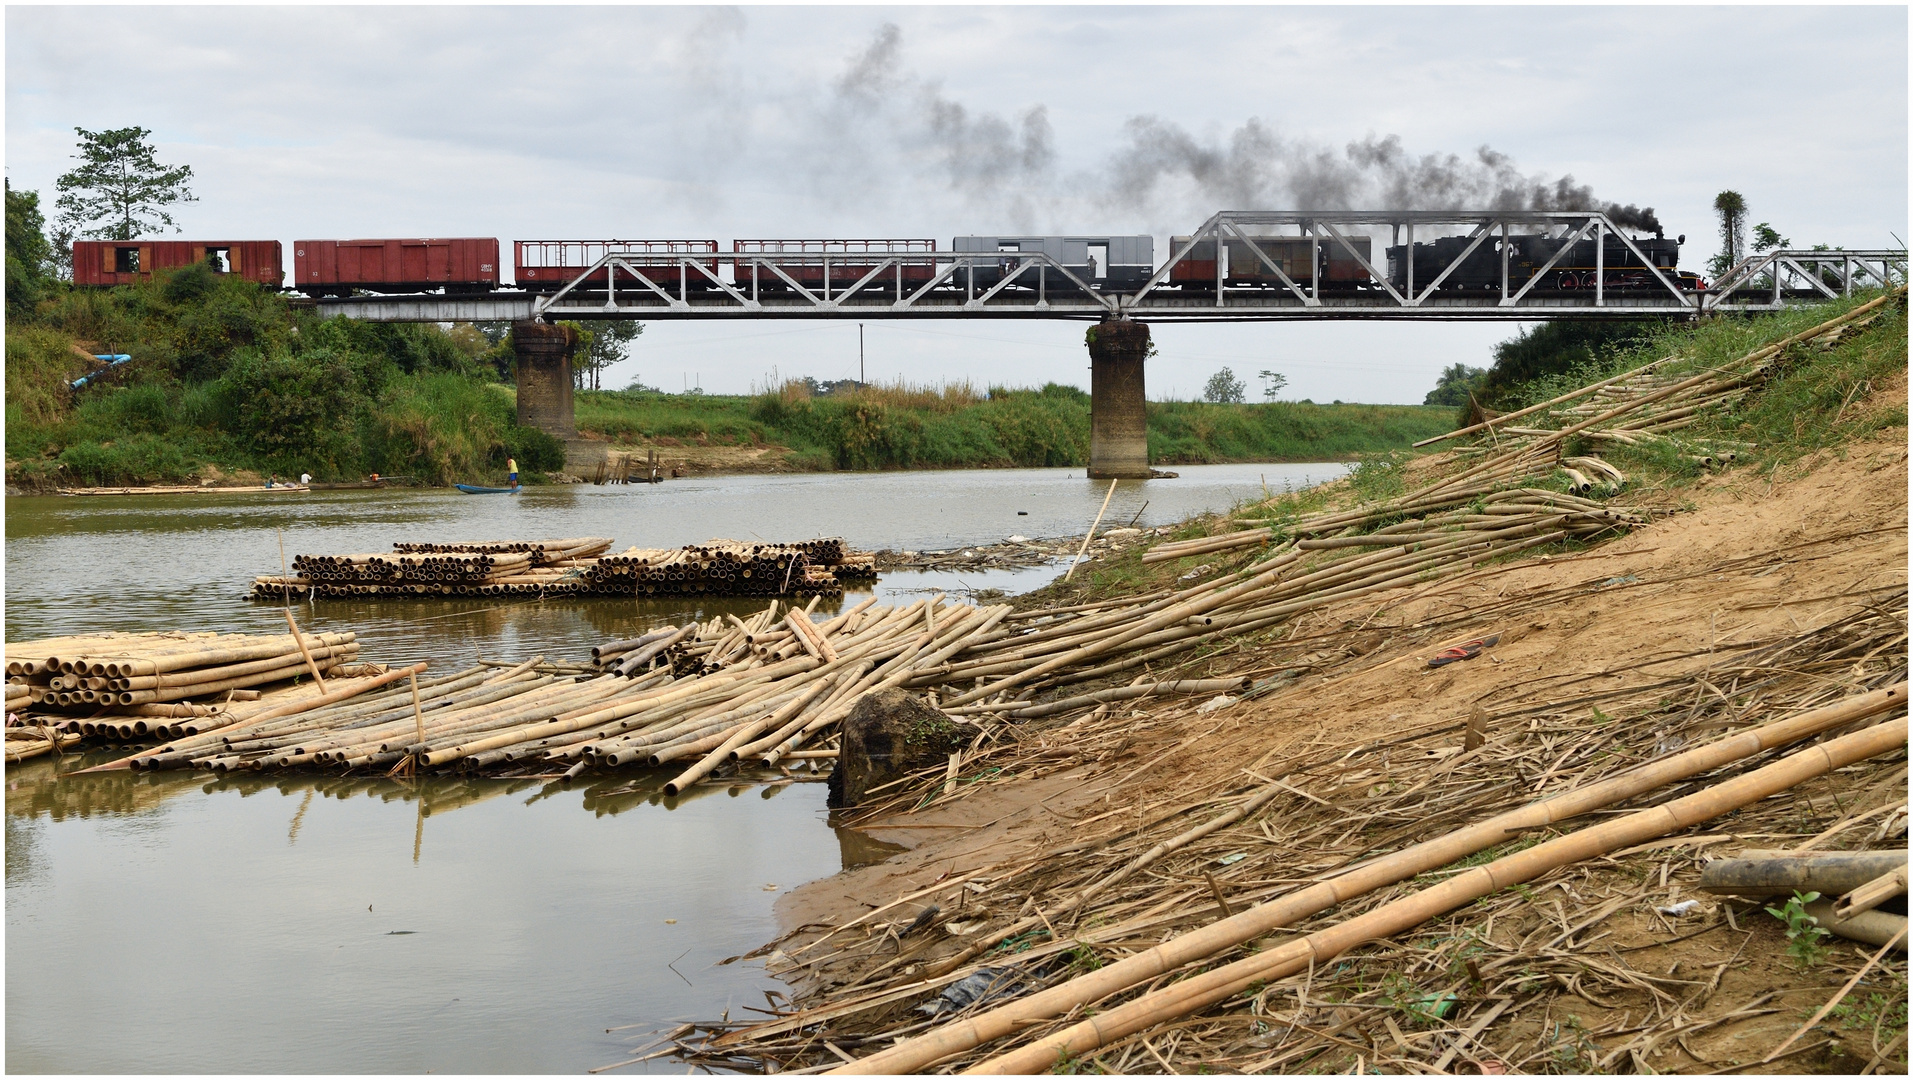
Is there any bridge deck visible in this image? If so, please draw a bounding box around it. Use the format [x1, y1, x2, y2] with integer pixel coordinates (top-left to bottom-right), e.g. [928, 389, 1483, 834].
[306, 289, 1851, 323]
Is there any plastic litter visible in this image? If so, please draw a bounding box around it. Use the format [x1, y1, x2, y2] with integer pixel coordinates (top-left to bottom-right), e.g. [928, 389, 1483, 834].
[917, 967, 1030, 1016]
[1656, 899, 1702, 917]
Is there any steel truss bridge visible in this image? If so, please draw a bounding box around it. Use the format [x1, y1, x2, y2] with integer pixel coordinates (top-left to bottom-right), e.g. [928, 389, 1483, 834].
[311, 211, 1905, 324]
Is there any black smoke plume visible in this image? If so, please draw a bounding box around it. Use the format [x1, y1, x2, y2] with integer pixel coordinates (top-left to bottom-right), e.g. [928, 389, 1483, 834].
[1113, 124, 1663, 235]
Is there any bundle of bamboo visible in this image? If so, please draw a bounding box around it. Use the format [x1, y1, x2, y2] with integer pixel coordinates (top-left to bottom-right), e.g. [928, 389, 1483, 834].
[251, 537, 873, 601]
[1405, 289, 1901, 473]
[587, 538, 862, 598]
[4, 631, 360, 712]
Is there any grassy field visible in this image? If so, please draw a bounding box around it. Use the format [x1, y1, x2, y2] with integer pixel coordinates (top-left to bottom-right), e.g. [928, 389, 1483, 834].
[575, 380, 1457, 472]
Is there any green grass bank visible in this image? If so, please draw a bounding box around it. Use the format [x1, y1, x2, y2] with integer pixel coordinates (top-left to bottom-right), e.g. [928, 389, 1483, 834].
[578, 382, 1455, 472]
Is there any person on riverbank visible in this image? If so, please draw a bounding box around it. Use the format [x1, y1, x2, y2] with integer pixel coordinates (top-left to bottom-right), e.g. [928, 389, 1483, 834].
[300, 472, 311, 486]
[266, 474, 276, 488]
[507, 456, 519, 490]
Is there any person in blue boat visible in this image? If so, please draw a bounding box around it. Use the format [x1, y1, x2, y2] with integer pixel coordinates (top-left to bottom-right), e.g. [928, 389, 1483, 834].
[507, 456, 519, 490]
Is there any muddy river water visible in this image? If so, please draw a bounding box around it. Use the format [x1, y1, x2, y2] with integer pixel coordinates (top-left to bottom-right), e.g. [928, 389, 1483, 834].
[4, 463, 1342, 1073]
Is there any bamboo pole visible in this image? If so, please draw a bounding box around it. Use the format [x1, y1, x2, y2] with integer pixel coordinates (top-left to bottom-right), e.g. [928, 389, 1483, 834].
[830, 683, 1907, 1073]
[968, 714, 1909, 1075]
[1412, 353, 1681, 447]
[1064, 479, 1120, 582]
[1141, 528, 1273, 564]
[944, 556, 1301, 707]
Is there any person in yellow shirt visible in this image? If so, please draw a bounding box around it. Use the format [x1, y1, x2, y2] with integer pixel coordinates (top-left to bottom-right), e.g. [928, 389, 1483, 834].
[507, 457, 519, 489]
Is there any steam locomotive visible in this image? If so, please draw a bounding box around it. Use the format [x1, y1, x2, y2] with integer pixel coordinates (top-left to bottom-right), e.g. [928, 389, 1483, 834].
[1166, 232, 1701, 294]
[72, 228, 1703, 297]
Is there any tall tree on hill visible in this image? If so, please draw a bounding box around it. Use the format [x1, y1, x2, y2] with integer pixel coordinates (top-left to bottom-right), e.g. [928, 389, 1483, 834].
[1709, 190, 1747, 278]
[571, 320, 644, 391]
[55, 126, 197, 242]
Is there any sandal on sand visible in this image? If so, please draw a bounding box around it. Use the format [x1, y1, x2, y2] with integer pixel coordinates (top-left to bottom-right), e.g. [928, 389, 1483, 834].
[1429, 635, 1501, 668]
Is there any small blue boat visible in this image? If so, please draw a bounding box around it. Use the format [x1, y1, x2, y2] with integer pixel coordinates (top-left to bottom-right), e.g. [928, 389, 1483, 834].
[455, 483, 520, 495]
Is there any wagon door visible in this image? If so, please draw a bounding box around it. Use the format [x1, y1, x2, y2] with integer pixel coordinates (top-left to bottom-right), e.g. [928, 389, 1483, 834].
[399, 241, 430, 286]
[424, 240, 451, 284]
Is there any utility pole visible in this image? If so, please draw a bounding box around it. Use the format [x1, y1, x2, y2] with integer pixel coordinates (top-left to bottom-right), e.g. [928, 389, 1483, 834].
[859, 324, 865, 387]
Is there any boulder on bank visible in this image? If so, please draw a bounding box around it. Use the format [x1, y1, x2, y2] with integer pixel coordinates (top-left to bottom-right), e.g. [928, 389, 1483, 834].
[827, 690, 969, 809]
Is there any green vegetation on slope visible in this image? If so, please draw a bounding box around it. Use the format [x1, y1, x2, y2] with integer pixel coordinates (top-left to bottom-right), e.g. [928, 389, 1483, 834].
[1506, 290, 1906, 480]
[5, 265, 563, 487]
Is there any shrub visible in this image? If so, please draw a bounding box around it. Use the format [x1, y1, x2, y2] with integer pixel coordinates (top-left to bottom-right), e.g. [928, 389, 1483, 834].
[5, 325, 80, 425]
[503, 425, 567, 473]
[216, 347, 367, 475]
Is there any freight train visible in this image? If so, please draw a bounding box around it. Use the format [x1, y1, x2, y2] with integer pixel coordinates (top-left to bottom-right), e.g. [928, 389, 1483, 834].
[72, 228, 1705, 298]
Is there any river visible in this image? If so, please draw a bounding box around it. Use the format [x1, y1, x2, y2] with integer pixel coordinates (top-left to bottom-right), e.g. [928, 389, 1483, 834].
[4, 462, 1343, 1073]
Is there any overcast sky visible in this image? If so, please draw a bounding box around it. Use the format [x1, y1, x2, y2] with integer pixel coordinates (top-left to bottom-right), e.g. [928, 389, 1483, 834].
[7, 5, 1906, 401]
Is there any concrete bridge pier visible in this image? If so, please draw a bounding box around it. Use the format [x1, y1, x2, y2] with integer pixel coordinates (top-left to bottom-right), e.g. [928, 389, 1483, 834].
[513, 321, 576, 436]
[512, 320, 607, 474]
[1087, 317, 1153, 479]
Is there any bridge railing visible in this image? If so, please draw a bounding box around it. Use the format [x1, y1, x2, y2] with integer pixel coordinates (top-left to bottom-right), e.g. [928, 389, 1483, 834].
[532, 249, 1120, 318]
[1702, 249, 1907, 311]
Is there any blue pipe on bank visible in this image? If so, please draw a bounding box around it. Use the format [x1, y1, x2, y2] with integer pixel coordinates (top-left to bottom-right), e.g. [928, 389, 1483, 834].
[70, 354, 133, 389]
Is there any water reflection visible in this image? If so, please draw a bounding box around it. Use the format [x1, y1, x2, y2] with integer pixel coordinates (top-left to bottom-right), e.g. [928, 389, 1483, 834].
[5, 752, 852, 1074]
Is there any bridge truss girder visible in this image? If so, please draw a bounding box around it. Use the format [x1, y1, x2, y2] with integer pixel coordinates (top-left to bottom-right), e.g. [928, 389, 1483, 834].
[1706, 249, 1907, 309]
[304, 211, 1905, 324]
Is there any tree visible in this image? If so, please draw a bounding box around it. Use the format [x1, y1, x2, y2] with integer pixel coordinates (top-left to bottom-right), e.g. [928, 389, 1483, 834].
[6, 180, 55, 316]
[568, 320, 644, 390]
[54, 126, 196, 241]
[1257, 368, 1287, 401]
[1753, 222, 1790, 253]
[1202, 367, 1246, 404]
[1708, 190, 1747, 277]
[1423, 363, 1488, 407]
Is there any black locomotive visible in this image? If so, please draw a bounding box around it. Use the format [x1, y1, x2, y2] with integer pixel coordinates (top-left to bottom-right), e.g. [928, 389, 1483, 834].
[1384, 233, 1702, 294]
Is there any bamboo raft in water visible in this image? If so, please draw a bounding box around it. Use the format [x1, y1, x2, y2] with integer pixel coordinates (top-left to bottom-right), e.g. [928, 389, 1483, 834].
[250, 537, 876, 601]
[5, 630, 361, 715]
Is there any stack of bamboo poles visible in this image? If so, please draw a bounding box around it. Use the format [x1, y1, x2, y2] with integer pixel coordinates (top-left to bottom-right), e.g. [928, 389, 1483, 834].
[671, 583, 1908, 1075]
[254, 539, 613, 599]
[390, 538, 611, 559]
[67, 579, 1353, 778]
[1142, 527, 1272, 566]
[4, 631, 360, 711]
[587, 538, 866, 598]
[252, 537, 874, 601]
[1407, 289, 1901, 474]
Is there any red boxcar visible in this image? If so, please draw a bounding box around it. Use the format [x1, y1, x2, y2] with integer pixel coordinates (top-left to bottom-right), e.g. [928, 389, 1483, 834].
[514, 240, 721, 294]
[732, 239, 937, 296]
[294, 238, 498, 297]
[72, 240, 283, 288]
